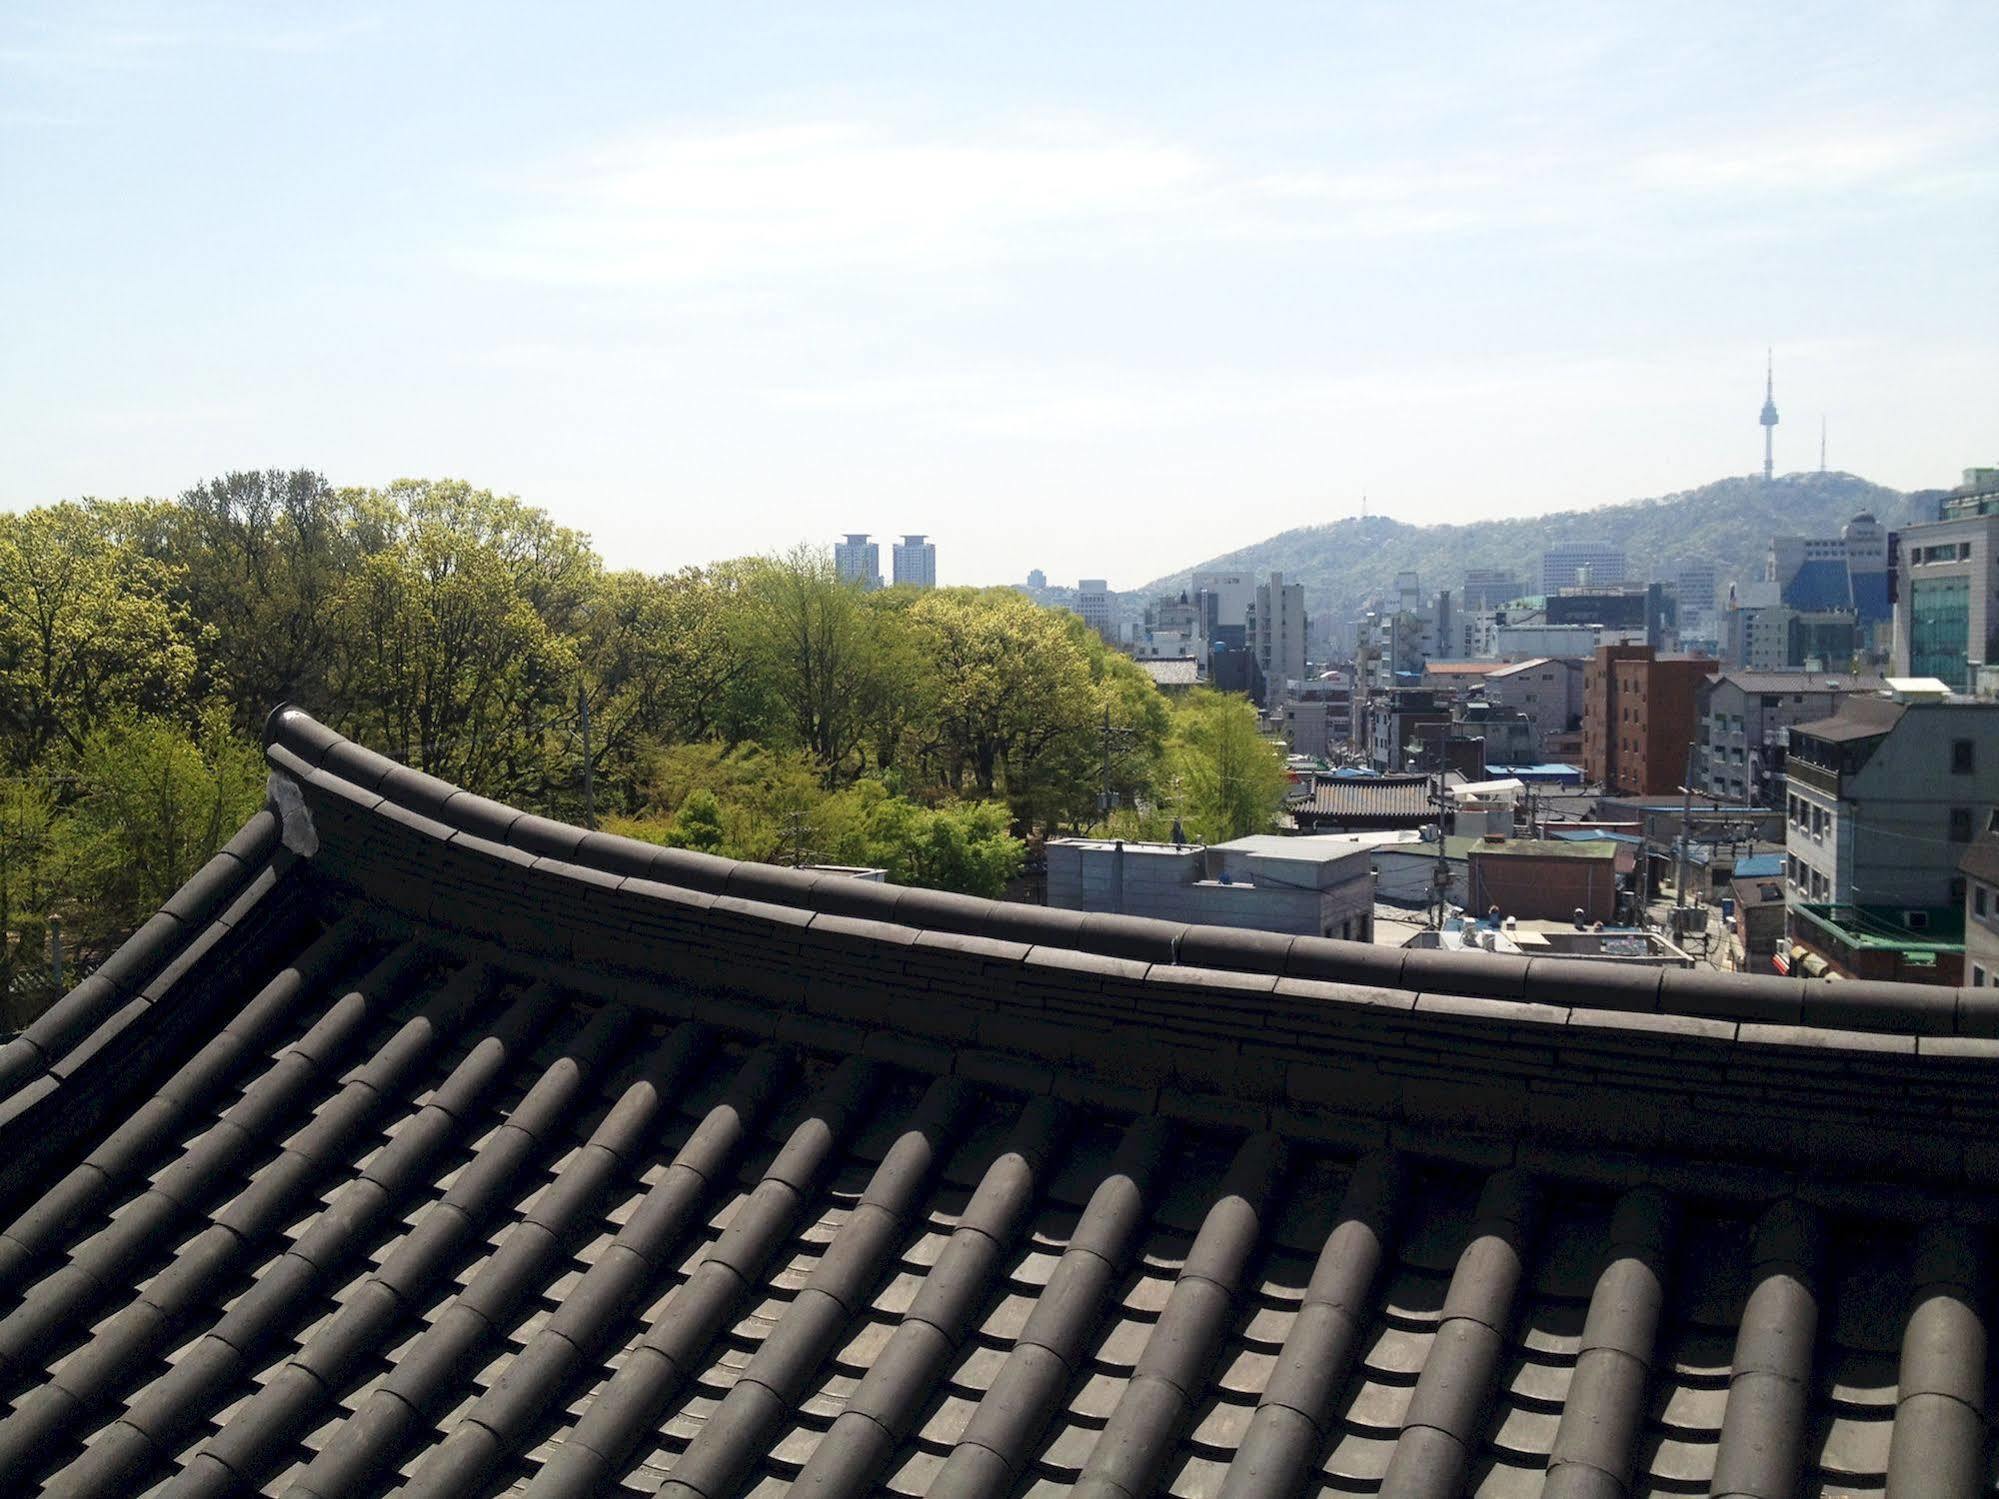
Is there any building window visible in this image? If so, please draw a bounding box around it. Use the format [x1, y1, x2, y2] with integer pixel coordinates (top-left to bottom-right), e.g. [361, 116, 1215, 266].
[1953, 739, 1976, 774]
[1911, 576, 1972, 689]
[1978, 885, 1989, 918]
[1976, 965, 1988, 988]
[1951, 807, 1974, 843]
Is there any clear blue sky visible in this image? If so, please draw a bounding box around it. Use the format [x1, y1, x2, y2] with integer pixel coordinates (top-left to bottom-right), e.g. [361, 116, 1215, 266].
[3, 2, 1994, 588]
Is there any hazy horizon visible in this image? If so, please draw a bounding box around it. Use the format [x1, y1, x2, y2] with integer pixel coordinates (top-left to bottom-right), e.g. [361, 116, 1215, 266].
[4, 2, 1994, 588]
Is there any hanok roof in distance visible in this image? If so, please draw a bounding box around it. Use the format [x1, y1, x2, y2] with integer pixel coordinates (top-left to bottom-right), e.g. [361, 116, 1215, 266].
[1296, 774, 1434, 824]
[1138, 658, 1199, 687]
[3, 706, 1999, 1499]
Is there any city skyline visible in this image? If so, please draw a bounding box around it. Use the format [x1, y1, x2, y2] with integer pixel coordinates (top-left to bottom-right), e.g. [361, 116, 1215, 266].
[3, 2, 1995, 587]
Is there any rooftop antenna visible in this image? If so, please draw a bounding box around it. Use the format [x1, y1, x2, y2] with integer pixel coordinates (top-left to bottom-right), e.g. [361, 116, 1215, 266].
[1819, 414, 1827, 473]
[1361, 492, 1368, 519]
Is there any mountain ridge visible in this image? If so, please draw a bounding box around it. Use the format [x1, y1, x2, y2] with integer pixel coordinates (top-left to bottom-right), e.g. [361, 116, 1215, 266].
[1142, 470, 1940, 619]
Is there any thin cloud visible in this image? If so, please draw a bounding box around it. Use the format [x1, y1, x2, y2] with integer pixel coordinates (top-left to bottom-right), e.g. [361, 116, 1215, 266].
[0, 13, 377, 76]
[459, 103, 1992, 296]
[456, 118, 1524, 289]
[1634, 120, 1979, 193]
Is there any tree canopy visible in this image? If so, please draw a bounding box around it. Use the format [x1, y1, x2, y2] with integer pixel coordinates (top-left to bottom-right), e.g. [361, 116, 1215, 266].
[0, 468, 1286, 1022]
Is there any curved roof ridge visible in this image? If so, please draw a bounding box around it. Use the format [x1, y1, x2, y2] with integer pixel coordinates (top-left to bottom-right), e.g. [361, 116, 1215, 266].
[263, 704, 1990, 1041]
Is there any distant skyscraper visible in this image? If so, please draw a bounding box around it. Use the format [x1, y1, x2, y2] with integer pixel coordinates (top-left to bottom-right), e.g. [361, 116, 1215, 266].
[1767, 514, 1891, 627]
[834, 533, 880, 591]
[1077, 579, 1112, 640]
[1191, 570, 1255, 631]
[1026, 568, 1047, 590]
[1541, 544, 1627, 594]
[1461, 568, 1522, 610]
[1675, 561, 1717, 637]
[892, 534, 937, 589]
[1760, 349, 1780, 482]
[1248, 572, 1307, 690]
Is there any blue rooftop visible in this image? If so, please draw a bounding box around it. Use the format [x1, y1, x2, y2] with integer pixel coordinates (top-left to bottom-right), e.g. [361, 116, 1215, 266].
[1487, 763, 1585, 783]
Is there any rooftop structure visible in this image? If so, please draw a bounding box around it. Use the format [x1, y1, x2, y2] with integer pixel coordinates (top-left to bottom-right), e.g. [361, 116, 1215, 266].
[1408, 920, 1695, 968]
[6, 708, 1999, 1496]
[1047, 834, 1376, 942]
[1137, 657, 1199, 690]
[1292, 772, 1436, 832]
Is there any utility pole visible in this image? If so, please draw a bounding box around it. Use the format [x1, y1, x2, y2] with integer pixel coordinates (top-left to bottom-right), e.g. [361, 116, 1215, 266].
[48, 914, 62, 991]
[1095, 708, 1137, 833]
[1430, 772, 1452, 929]
[578, 679, 595, 831]
[1673, 739, 1697, 920]
[1100, 706, 1113, 826]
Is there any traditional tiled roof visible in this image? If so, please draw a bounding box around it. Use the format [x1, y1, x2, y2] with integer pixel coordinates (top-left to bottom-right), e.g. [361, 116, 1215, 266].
[2, 706, 1998, 1497]
[1138, 658, 1199, 688]
[1294, 776, 1434, 826]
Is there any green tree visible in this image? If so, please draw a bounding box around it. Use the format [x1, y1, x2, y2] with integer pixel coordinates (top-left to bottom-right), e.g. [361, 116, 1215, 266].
[883, 799, 1024, 897]
[327, 480, 592, 799]
[59, 713, 266, 952]
[0, 772, 65, 1021]
[668, 789, 727, 853]
[1167, 690, 1289, 842]
[170, 470, 359, 729]
[574, 567, 761, 814]
[0, 501, 200, 768]
[732, 547, 897, 779]
[903, 589, 1165, 829]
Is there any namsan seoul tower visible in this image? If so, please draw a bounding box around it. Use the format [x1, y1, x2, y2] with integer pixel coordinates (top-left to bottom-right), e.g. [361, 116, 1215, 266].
[1759, 348, 1779, 481]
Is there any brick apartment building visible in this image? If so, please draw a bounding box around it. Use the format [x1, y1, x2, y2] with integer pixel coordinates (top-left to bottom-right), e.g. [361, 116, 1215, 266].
[1581, 643, 1715, 796]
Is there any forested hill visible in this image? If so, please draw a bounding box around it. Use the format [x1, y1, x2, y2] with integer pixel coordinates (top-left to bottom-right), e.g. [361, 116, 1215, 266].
[1144, 471, 1937, 618]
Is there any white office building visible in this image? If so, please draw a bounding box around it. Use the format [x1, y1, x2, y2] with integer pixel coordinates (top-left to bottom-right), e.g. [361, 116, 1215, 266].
[833, 534, 880, 591]
[1541, 544, 1627, 593]
[1077, 580, 1112, 640]
[892, 534, 937, 589]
